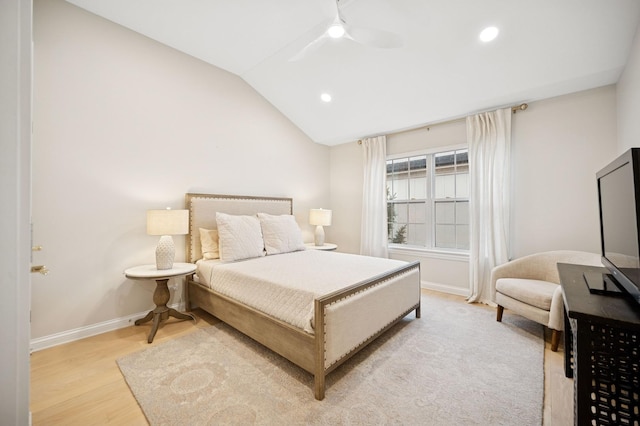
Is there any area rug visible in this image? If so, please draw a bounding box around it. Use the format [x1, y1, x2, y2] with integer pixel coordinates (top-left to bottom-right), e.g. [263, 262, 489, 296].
[117, 295, 544, 425]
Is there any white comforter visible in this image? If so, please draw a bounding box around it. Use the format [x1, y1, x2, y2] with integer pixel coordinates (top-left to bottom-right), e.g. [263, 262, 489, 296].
[196, 250, 408, 333]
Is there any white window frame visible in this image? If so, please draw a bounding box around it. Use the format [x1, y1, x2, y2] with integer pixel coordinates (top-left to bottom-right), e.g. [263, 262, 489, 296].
[387, 143, 469, 255]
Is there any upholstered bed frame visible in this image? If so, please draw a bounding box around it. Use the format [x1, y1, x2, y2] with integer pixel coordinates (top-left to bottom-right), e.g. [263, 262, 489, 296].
[184, 193, 421, 400]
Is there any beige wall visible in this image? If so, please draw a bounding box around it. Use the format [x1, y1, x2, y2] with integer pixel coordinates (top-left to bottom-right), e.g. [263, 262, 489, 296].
[618, 22, 640, 153]
[31, 0, 329, 343]
[387, 119, 466, 156]
[329, 86, 618, 294]
[510, 86, 617, 257]
[329, 142, 362, 255]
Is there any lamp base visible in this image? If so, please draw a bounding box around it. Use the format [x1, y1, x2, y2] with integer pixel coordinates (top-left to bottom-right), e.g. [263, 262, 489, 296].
[156, 235, 175, 270]
[314, 225, 325, 246]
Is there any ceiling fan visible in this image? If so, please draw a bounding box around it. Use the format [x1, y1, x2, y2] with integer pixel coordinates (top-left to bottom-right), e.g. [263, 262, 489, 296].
[289, 0, 403, 61]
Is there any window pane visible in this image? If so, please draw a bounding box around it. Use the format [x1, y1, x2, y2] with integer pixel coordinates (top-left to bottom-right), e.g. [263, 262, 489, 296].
[390, 223, 408, 244]
[409, 155, 427, 172]
[456, 201, 469, 225]
[395, 203, 408, 223]
[407, 223, 427, 246]
[392, 178, 409, 200]
[410, 177, 427, 199]
[392, 158, 408, 174]
[435, 201, 455, 224]
[435, 224, 456, 248]
[408, 155, 427, 199]
[456, 149, 469, 169]
[387, 203, 399, 228]
[408, 203, 426, 223]
[456, 173, 469, 198]
[435, 174, 455, 198]
[457, 225, 470, 250]
[435, 151, 455, 173]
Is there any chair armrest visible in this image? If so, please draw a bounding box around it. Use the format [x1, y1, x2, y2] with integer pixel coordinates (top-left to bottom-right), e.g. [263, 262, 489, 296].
[548, 285, 565, 331]
[489, 255, 549, 302]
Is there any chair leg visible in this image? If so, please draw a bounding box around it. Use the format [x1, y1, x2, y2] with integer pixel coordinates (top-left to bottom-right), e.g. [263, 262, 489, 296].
[550, 329, 561, 352]
[496, 305, 504, 322]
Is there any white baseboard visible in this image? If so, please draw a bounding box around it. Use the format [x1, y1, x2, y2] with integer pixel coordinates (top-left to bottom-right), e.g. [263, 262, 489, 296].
[30, 301, 187, 352]
[31, 281, 469, 352]
[421, 280, 470, 298]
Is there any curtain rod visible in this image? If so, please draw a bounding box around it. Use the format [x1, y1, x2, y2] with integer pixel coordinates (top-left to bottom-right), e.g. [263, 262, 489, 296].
[357, 103, 528, 144]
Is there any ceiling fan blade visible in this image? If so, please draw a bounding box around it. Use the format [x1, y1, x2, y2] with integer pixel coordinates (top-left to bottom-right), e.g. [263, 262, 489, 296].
[288, 33, 329, 62]
[322, 0, 340, 18]
[346, 25, 403, 49]
[288, 1, 342, 62]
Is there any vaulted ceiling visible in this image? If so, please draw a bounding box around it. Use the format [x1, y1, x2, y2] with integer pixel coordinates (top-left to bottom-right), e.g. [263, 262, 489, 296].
[65, 0, 640, 146]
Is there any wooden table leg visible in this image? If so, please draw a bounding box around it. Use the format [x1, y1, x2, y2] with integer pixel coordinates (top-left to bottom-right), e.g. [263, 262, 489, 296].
[134, 278, 196, 343]
[147, 312, 162, 344]
[168, 308, 196, 322]
[134, 310, 154, 326]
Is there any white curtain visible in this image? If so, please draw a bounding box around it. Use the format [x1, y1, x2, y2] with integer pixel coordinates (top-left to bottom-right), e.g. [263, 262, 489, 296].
[467, 108, 512, 304]
[360, 136, 389, 258]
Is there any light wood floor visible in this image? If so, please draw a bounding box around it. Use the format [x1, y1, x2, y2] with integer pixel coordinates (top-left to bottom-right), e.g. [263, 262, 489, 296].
[30, 291, 573, 425]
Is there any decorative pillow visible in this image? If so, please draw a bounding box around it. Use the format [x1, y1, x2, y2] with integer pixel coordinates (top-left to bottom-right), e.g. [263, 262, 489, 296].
[257, 213, 305, 255]
[216, 212, 265, 262]
[199, 228, 219, 260]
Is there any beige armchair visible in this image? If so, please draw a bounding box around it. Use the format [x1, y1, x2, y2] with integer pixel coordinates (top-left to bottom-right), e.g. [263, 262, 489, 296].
[490, 250, 602, 351]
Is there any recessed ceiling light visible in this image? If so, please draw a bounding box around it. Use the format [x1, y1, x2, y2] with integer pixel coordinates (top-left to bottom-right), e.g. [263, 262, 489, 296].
[479, 26, 499, 42]
[321, 93, 332, 103]
[327, 24, 346, 39]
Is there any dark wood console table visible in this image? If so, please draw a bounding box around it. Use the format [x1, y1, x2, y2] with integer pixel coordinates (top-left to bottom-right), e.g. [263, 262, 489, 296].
[558, 262, 640, 426]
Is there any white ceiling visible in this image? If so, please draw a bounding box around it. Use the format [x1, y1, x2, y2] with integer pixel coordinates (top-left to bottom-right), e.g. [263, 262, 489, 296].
[65, 0, 640, 146]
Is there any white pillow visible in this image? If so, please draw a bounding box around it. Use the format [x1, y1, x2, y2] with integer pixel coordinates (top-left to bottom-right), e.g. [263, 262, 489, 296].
[216, 212, 265, 262]
[257, 213, 305, 255]
[199, 228, 219, 260]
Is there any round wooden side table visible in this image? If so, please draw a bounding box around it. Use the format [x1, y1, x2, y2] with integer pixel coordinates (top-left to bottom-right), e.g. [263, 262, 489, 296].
[124, 262, 196, 343]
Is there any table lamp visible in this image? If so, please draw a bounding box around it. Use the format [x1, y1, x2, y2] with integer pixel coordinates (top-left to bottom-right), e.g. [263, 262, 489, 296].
[309, 208, 332, 246]
[146, 208, 189, 270]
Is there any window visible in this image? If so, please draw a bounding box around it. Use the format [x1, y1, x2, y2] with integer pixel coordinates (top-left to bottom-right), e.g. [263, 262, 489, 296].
[387, 148, 469, 251]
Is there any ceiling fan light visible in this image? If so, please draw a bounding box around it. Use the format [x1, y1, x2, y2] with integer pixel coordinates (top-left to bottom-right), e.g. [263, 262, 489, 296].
[479, 26, 499, 42]
[327, 24, 346, 39]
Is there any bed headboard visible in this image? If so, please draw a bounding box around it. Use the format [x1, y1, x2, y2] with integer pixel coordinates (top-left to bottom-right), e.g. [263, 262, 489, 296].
[185, 193, 293, 263]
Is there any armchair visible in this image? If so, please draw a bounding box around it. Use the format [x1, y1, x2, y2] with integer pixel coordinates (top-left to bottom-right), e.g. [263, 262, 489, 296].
[490, 250, 602, 351]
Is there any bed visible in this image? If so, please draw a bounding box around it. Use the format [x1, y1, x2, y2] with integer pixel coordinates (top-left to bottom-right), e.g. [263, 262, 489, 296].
[184, 193, 421, 400]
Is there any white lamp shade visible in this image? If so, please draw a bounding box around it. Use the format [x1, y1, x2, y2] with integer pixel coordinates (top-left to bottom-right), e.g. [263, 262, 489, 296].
[147, 209, 189, 236]
[309, 209, 332, 226]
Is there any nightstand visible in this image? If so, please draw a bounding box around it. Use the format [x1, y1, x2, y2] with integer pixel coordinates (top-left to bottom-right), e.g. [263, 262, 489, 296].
[305, 243, 337, 251]
[124, 262, 197, 343]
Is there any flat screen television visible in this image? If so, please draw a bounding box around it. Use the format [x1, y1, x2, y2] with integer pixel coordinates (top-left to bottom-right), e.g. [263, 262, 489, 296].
[596, 148, 640, 307]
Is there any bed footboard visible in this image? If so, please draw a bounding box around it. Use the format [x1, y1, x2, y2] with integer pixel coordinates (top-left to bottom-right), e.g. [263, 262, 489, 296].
[188, 261, 420, 401]
[313, 261, 421, 400]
